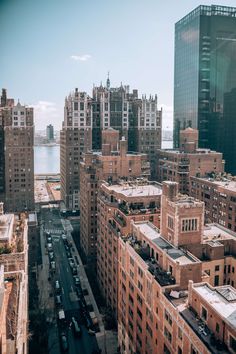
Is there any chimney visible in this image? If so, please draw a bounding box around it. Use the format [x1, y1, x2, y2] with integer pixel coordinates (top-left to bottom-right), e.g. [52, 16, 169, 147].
[162, 181, 178, 201]
[120, 137, 127, 157]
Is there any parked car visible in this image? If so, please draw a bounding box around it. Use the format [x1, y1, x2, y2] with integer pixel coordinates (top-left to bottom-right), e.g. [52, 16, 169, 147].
[55, 295, 62, 306]
[72, 266, 77, 275]
[49, 252, 54, 260]
[55, 280, 60, 292]
[47, 243, 53, 251]
[51, 261, 56, 270]
[61, 233, 67, 240]
[60, 333, 69, 352]
[47, 236, 52, 243]
[71, 317, 82, 337]
[68, 258, 75, 268]
[58, 309, 65, 322]
[73, 276, 80, 286]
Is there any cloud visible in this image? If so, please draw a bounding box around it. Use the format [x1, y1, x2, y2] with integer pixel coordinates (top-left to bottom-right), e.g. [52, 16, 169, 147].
[70, 54, 91, 61]
[31, 101, 62, 130]
[160, 103, 173, 130]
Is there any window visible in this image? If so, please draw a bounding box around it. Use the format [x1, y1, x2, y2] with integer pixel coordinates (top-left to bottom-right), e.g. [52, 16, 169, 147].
[214, 275, 219, 286]
[201, 306, 207, 321]
[178, 327, 183, 340]
[167, 215, 174, 230]
[215, 265, 220, 271]
[164, 327, 172, 343]
[216, 323, 220, 333]
[181, 218, 198, 232]
[230, 336, 236, 351]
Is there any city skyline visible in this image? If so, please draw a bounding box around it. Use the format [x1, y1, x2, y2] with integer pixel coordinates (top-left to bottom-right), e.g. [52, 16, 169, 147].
[1, 0, 236, 131]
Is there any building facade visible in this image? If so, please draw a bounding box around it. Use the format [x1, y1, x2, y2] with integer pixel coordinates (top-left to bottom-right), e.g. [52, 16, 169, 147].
[174, 5, 236, 174]
[97, 180, 162, 315]
[156, 128, 224, 194]
[60, 88, 92, 210]
[190, 174, 236, 232]
[92, 80, 162, 177]
[116, 181, 236, 353]
[0, 205, 29, 354]
[0, 90, 34, 212]
[79, 128, 150, 264]
[46, 124, 54, 141]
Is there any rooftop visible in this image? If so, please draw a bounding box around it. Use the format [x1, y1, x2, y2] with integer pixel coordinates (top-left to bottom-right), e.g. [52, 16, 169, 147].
[133, 222, 198, 265]
[0, 214, 14, 243]
[105, 182, 162, 199]
[193, 283, 236, 328]
[194, 176, 236, 193]
[159, 148, 220, 155]
[203, 223, 236, 242]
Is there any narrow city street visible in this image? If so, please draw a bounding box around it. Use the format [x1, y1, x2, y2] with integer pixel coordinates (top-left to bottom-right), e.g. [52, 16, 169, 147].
[38, 205, 100, 354]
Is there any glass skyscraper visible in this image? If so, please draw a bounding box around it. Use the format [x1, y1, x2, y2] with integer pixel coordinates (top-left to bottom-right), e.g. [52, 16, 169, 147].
[174, 5, 236, 174]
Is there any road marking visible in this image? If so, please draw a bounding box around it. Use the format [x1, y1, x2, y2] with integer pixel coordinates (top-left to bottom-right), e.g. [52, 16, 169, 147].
[66, 267, 69, 273]
[62, 287, 64, 294]
[71, 285, 73, 292]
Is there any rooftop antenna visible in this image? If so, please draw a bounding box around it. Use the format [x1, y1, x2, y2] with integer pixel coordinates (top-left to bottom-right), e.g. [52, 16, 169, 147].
[106, 71, 110, 89]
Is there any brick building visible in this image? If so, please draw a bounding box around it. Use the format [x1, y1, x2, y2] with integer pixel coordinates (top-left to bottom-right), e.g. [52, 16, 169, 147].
[155, 128, 224, 194]
[60, 88, 92, 210]
[79, 128, 150, 264]
[190, 175, 236, 233]
[0, 89, 34, 212]
[97, 180, 162, 315]
[95, 180, 236, 353]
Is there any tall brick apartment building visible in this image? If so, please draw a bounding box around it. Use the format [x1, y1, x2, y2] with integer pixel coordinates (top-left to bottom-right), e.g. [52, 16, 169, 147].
[97, 179, 162, 315]
[96, 180, 236, 353]
[0, 89, 34, 212]
[155, 128, 224, 194]
[60, 88, 92, 210]
[79, 128, 150, 264]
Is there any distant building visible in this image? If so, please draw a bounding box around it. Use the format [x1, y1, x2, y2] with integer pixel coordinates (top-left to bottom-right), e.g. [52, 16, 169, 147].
[92, 79, 162, 177]
[190, 174, 236, 232]
[0, 89, 34, 212]
[46, 124, 54, 141]
[80, 128, 150, 264]
[174, 5, 236, 174]
[60, 88, 92, 210]
[155, 128, 224, 194]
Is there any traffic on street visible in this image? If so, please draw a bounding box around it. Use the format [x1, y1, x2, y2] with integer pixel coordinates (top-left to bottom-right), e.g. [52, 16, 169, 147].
[41, 206, 100, 354]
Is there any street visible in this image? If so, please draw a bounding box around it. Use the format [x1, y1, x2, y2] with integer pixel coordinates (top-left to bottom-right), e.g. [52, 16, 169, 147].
[40, 206, 99, 354]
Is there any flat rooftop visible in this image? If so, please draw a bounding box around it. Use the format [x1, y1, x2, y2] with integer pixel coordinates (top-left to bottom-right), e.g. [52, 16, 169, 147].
[0, 214, 14, 242]
[159, 148, 220, 155]
[134, 222, 197, 265]
[203, 223, 236, 242]
[193, 283, 236, 328]
[105, 183, 162, 198]
[196, 177, 236, 193]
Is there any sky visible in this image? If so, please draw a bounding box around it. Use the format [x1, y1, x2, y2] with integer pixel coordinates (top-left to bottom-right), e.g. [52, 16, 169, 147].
[1, 0, 236, 131]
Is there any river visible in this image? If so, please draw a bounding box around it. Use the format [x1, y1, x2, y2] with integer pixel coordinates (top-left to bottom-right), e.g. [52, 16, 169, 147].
[34, 141, 173, 174]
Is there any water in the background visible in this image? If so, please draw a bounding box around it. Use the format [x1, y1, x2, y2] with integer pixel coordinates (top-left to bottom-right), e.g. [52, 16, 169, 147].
[34, 145, 60, 174]
[34, 141, 173, 174]
[162, 140, 173, 149]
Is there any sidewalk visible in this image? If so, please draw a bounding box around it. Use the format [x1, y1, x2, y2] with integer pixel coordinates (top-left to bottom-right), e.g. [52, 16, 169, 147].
[61, 218, 118, 354]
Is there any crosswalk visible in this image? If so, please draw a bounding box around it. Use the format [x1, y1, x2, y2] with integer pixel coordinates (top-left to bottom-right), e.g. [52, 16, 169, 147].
[44, 228, 64, 235]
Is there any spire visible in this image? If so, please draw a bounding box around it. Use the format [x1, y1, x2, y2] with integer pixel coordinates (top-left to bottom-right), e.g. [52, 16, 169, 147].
[106, 71, 110, 89]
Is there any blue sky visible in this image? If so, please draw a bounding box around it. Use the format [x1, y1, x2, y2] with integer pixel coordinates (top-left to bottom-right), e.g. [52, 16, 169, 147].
[1, 0, 236, 130]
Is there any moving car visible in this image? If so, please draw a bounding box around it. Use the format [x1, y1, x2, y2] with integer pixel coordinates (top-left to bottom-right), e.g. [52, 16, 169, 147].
[71, 317, 82, 337]
[73, 276, 80, 286]
[51, 261, 56, 270]
[60, 333, 69, 352]
[55, 280, 60, 292]
[55, 295, 62, 306]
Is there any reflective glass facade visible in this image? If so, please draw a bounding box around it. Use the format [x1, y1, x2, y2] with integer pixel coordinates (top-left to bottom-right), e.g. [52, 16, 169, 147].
[174, 5, 236, 174]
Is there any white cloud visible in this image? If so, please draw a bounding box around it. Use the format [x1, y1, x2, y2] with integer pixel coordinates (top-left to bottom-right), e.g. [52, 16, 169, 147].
[31, 101, 62, 130]
[70, 54, 91, 61]
[160, 103, 173, 130]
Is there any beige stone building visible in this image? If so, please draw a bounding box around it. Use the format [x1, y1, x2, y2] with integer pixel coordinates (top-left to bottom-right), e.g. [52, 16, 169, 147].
[155, 128, 224, 194]
[0, 90, 34, 212]
[79, 128, 150, 263]
[60, 88, 92, 210]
